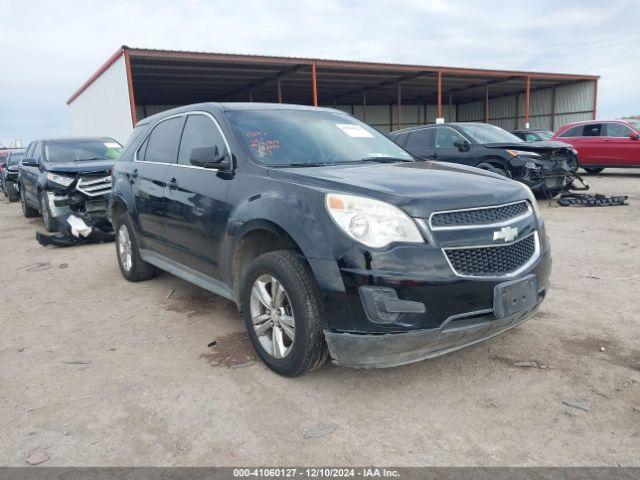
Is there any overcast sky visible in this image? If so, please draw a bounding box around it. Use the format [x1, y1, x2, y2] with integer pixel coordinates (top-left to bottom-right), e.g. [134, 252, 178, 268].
[1, 0, 639, 144]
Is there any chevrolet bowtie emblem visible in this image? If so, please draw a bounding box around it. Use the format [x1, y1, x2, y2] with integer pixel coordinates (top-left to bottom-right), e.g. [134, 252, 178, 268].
[493, 226, 518, 242]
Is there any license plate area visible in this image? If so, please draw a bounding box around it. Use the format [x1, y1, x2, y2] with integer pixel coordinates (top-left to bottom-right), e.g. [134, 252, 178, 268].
[493, 274, 538, 319]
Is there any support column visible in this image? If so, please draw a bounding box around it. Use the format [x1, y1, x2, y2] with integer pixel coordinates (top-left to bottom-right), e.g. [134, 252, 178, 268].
[397, 82, 402, 130]
[525, 75, 531, 128]
[363, 91, 367, 122]
[249, 89, 254, 102]
[592, 78, 598, 119]
[123, 49, 138, 125]
[311, 62, 318, 107]
[277, 78, 282, 103]
[437, 70, 443, 119]
[448, 94, 453, 122]
[551, 85, 557, 130]
[484, 84, 489, 123]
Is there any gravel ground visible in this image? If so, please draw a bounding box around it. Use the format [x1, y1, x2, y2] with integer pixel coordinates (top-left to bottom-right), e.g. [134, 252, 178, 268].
[1, 171, 639, 466]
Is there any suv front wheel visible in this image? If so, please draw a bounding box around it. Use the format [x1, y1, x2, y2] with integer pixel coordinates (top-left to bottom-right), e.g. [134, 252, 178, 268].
[241, 250, 327, 377]
[114, 213, 156, 282]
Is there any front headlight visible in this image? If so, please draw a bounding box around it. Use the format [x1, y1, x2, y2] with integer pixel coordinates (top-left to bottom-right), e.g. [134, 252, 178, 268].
[325, 193, 424, 248]
[506, 149, 541, 158]
[46, 173, 74, 187]
[523, 185, 542, 221]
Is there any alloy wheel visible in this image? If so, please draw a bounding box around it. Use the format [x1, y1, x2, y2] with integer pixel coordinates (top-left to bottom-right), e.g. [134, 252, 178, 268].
[249, 274, 296, 359]
[117, 224, 133, 272]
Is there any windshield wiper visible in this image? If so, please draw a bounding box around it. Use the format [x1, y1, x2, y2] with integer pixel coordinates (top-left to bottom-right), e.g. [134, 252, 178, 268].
[357, 156, 414, 163]
[75, 157, 105, 162]
[271, 162, 336, 167]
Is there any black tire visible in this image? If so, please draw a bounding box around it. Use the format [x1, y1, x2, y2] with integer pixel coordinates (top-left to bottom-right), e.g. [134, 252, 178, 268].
[113, 212, 156, 282]
[583, 167, 604, 174]
[39, 191, 58, 232]
[241, 250, 328, 377]
[20, 185, 39, 218]
[6, 182, 19, 202]
[477, 162, 508, 177]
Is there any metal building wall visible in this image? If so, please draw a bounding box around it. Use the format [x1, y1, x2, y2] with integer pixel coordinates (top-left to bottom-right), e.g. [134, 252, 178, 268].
[456, 80, 596, 132]
[68, 54, 134, 145]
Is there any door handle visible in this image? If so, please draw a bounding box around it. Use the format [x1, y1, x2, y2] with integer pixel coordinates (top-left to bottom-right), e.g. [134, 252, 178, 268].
[431, 153, 438, 158]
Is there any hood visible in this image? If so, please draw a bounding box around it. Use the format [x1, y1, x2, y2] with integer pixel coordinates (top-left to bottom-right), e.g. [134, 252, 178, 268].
[269, 161, 528, 218]
[44, 159, 115, 174]
[484, 140, 574, 152]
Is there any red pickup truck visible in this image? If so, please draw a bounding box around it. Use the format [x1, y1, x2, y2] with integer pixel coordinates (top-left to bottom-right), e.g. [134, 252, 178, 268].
[552, 120, 640, 173]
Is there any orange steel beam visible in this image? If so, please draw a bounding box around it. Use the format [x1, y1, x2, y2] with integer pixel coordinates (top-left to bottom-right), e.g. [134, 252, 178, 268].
[277, 78, 282, 103]
[397, 82, 402, 129]
[437, 70, 443, 118]
[484, 84, 489, 123]
[363, 90, 367, 121]
[592, 78, 598, 119]
[525, 75, 531, 127]
[123, 49, 138, 125]
[311, 62, 318, 106]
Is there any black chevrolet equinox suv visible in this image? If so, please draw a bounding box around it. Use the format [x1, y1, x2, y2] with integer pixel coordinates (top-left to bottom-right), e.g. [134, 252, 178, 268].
[111, 103, 551, 376]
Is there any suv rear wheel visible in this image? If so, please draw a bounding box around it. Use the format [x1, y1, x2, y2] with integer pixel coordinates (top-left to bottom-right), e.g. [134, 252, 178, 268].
[241, 250, 327, 377]
[114, 213, 156, 282]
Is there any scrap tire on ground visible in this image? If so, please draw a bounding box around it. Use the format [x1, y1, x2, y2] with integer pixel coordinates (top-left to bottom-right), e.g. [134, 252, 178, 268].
[113, 212, 156, 282]
[20, 185, 39, 218]
[583, 167, 604, 174]
[241, 250, 328, 377]
[39, 191, 58, 232]
[6, 183, 19, 202]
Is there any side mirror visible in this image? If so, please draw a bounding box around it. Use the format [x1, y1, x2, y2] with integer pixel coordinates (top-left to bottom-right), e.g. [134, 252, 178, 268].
[453, 140, 471, 152]
[630, 132, 640, 140]
[21, 158, 39, 167]
[189, 146, 230, 169]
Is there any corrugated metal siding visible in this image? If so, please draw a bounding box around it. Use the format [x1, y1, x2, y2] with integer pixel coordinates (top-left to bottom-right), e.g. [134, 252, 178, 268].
[556, 81, 595, 114]
[457, 101, 483, 121]
[454, 79, 595, 131]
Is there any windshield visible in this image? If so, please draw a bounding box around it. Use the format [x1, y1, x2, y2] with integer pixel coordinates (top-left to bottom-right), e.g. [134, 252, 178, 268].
[226, 109, 413, 166]
[7, 151, 24, 166]
[458, 124, 523, 144]
[43, 139, 122, 163]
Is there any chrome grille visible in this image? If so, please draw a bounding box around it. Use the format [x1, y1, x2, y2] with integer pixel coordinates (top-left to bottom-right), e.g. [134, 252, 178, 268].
[444, 233, 537, 277]
[76, 174, 112, 198]
[431, 201, 530, 228]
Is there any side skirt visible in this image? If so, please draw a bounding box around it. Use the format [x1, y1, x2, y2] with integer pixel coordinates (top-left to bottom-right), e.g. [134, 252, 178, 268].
[139, 249, 236, 304]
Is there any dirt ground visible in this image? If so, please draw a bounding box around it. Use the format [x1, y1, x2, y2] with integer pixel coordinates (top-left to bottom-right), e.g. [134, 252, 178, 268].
[1, 171, 639, 467]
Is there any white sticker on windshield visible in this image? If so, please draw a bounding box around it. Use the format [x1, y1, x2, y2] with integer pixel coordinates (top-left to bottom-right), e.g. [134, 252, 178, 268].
[104, 142, 121, 148]
[335, 123, 374, 138]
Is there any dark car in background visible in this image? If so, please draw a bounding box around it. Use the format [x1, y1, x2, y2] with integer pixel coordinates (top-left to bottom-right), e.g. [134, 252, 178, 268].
[512, 129, 554, 142]
[552, 120, 640, 173]
[18, 137, 122, 231]
[1, 148, 25, 201]
[110, 103, 551, 377]
[390, 122, 579, 196]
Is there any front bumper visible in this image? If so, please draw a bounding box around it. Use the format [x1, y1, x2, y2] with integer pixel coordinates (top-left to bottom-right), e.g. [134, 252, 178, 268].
[324, 300, 541, 368]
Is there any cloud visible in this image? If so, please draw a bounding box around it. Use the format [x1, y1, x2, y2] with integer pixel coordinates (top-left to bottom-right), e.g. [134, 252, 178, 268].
[1, 0, 638, 141]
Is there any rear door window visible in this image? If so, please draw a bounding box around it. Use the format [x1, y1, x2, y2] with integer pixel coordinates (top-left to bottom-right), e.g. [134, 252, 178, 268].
[582, 124, 603, 137]
[143, 117, 184, 163]
[559, 126, 583, 138]
[406, 128, 435, 149]
[177, 114, 228, 166]
[605, 123, 633, 138]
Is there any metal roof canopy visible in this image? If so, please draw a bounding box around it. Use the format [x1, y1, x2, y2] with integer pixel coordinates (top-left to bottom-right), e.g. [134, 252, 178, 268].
[67, 46, 599, 127]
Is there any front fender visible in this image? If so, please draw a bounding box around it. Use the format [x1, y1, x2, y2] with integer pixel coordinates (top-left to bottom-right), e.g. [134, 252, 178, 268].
[223, 189, 349, 293]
